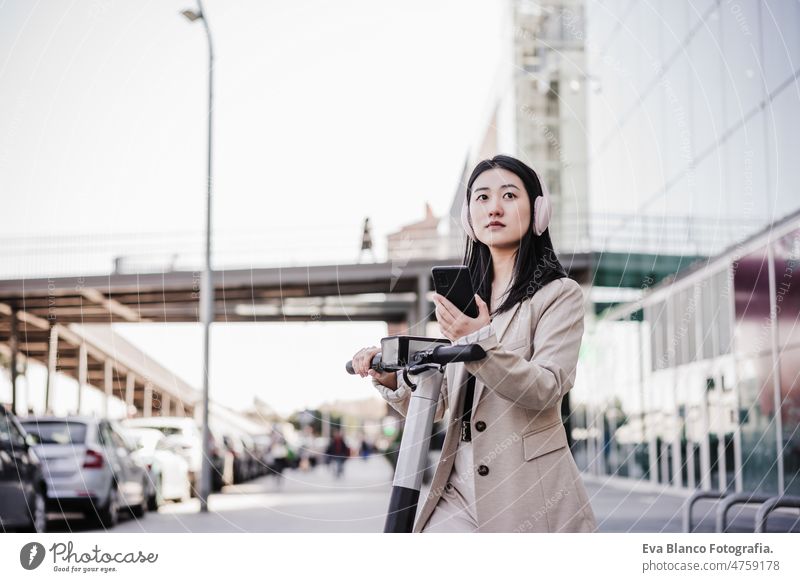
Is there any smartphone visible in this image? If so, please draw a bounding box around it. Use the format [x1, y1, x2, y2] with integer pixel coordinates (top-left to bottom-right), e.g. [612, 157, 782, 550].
[431, 266, 478, 318]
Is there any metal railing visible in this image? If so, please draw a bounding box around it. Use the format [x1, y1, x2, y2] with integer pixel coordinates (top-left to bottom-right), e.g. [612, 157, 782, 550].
[683, 489, 730, 533]
[0, 213, 767, 279]
[754, 496, 800, 533]
[684, 489, 800, 533]
[583, 213, 765, 256]
[716, 492, 773, 533]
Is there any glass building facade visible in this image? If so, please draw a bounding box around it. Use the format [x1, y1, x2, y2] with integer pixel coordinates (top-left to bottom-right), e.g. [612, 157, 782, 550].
[570, 0, 800, 497]
[585, 0, 800, 254]
[574, 215, 800, 496]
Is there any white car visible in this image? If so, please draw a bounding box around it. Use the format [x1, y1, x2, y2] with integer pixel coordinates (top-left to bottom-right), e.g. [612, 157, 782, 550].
[122, 428, 191, 509]
[121, 417, 203, 496]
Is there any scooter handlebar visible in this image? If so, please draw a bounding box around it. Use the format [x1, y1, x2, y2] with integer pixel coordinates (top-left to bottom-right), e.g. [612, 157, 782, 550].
[346, 343, 486, 374]
[345, 352, 384, 375]
[430, 343, 486, 364]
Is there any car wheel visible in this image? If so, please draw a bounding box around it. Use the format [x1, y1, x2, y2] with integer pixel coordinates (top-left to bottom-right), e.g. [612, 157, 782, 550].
[130, 501, 146, 518]
[189, 473, 199, 498]
[147, 476, 161, 511]
[130, 478, 148, 518]
[22, 489, 47, 533]
[96, 485, 120, 529]
[212, 468, 224, 492]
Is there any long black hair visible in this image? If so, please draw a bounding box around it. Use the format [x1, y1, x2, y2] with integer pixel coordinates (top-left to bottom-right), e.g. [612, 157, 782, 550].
[463, 154, 567, 316]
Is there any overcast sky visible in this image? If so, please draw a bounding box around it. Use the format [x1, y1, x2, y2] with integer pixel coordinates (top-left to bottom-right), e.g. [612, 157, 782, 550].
[0, 0, 507, 416]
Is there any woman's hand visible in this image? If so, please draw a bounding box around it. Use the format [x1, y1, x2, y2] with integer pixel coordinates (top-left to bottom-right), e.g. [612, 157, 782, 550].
[351, 346, 397, 390]
[432, 293, 491, 342]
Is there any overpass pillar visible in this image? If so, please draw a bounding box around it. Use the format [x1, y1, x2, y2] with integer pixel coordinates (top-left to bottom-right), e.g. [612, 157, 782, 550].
[103, 359, 113, 418]
[125, 373, 135, 417]
[144, 382, 153, 418]
[9, 305, 19, 415]
[77, 342, 87, 415]
[410, 273, 430, 336]
[45, 325, 59, 414]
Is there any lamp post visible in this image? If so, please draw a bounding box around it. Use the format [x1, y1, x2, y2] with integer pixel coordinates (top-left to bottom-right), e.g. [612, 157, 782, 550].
[182, 0, 214, 513]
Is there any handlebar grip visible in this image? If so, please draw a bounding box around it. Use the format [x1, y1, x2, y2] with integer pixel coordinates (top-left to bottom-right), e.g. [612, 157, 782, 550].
[346, 352, 384, 375]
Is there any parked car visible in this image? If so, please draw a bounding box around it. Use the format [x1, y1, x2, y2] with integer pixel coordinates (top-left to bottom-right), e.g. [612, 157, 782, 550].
[240, 434, 260, 481]
[122, 417, 204, 496]
[264, 430, 296, 477]
[0, 406, 47, 532]
[160, 425, 228, 493]
[251, 434, 272, 475]
[222, 434, 248, 484]
[20, 416, 148, 528]
[206, 426, 229, 491]
[121, 427, 191, 510]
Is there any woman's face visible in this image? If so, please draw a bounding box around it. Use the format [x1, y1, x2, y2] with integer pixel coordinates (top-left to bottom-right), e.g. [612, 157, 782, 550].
[469, 167, 531, 250]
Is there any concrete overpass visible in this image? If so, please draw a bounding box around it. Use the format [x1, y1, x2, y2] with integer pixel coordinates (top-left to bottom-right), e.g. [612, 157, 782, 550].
[1, 251, 705, 417]
[0, 302, 200, 417]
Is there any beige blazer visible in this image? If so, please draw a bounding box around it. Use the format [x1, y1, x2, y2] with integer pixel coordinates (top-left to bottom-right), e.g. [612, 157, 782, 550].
[375, 276, 598, 533]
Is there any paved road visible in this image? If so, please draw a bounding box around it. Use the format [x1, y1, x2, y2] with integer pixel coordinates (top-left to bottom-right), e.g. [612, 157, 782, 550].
[43, 455, 800, 533]
[49, 455, 394, 533]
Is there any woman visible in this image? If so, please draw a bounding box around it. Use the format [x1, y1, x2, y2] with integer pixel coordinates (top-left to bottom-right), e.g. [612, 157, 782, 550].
[351, 155, 598, 533]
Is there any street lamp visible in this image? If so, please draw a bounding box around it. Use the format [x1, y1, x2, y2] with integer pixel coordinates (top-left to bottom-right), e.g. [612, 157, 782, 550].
[182, 0, 214, 514]
[181, 9, 202, 22]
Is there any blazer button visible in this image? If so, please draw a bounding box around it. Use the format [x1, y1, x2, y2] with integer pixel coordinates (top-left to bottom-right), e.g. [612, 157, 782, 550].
[477, 465, 489, 476]
[445, 482, 453, 492]
[475, 421, 486, 432]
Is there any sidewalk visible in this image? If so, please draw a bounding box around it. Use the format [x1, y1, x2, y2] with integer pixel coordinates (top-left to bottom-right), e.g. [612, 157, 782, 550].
[583, 473, 800, 533]
[89, 454, 395, 533]
[49, 455, 800, 533]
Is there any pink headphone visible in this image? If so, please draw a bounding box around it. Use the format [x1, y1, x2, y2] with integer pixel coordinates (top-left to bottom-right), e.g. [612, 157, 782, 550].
[460, 168, 552, 242]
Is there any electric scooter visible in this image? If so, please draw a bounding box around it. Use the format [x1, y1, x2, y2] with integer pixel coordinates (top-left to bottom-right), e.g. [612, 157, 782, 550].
[346, 335, 486, 532]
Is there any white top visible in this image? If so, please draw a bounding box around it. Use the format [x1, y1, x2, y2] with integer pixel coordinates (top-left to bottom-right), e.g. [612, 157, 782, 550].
[447, 439, 479, 523]
[419, 440, 478, 532]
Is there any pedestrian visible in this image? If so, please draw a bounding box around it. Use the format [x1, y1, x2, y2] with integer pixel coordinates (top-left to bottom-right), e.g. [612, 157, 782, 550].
[357, 217, 376, 263]
[325, 430, 350, 479]
[266, 433, 289, 488]
[351, 155, 598, 533]
[359, 438, 371, 461]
